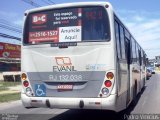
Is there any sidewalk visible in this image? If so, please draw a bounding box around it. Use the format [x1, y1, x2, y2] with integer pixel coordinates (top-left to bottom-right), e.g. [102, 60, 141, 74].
[0, 85, 21, 95]
[0, 100, 21, 110]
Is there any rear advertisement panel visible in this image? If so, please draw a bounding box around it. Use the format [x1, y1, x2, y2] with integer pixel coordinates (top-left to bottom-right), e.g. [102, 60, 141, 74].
[25, 6, 110, 44]
[29, 8, 82, 43]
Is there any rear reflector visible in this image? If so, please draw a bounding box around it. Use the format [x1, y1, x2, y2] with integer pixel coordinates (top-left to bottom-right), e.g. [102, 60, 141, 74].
[31, 100, 37, 102]
[31, 100, 42, 103]
[95, 102, 101, 105]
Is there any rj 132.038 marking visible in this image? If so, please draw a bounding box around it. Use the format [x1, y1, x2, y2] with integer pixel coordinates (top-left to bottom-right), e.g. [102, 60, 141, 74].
[49, 74, 83, 81]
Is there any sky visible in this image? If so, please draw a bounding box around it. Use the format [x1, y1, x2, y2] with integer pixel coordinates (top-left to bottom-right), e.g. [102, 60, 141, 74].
[0, 0, 160, 59]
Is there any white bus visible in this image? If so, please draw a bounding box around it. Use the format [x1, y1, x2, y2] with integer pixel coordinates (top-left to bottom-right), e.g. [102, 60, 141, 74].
[21, 2, 146, 112]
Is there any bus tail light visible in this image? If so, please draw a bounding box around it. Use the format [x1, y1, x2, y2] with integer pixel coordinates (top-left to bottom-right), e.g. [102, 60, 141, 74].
[106, 72, 114, 80]
[100, 71, 114, 96]
[104, 80, 112, 87]
[26, 87, 33, 96]
[23, 81, 29, 87]
[22, 73, 27, 80]
[26, 87, 32, 92]
[101, 88, 109, 95]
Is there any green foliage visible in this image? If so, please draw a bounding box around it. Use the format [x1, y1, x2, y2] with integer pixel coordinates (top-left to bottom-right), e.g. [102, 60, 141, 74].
[0, 93, 20, 103]
[0, 81, 20, 91]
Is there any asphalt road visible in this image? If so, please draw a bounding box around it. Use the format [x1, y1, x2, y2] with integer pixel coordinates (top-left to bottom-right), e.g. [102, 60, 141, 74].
[0, 73, 160, 120]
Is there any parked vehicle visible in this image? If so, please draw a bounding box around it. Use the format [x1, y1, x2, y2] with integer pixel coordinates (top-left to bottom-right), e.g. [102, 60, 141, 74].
[146, 69, 152, 80]
[147, 67, 155, 74]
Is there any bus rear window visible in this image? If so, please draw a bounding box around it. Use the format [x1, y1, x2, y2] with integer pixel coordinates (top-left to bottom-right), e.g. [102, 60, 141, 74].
[24, 6, 110, 44]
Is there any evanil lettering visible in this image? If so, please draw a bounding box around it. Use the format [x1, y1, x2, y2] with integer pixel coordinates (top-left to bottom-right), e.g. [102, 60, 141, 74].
[32, 14, 47, 24]
[53, 66, 76, 71]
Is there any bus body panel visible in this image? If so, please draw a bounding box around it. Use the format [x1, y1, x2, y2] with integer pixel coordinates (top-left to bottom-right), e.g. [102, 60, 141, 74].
[21, 93, 117, 111]
[22, 44, 115, 98]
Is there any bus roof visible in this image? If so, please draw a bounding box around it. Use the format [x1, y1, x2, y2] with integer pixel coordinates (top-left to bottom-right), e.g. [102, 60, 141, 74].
[25, 2, 113, 14]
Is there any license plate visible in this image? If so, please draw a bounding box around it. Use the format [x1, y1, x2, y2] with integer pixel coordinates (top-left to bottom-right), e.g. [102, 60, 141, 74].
[57, 84, 73, 91]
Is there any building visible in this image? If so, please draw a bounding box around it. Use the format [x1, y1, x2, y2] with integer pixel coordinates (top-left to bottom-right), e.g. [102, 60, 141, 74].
[0, 42, 21, 81]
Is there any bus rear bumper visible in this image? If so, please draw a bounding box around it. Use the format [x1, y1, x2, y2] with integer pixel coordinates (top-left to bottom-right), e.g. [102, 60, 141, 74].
[21, 93, 117, 111]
